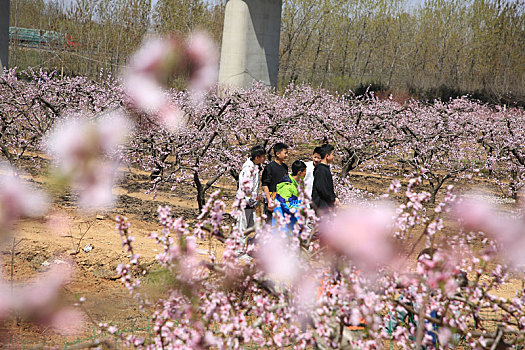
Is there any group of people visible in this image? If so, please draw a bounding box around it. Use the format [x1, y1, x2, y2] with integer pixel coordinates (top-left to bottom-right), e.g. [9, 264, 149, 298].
[236, 142, 340, 234]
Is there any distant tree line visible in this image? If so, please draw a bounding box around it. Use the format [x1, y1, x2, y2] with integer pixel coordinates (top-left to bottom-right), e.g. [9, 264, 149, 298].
[8, 0, 525, 105]
[279, 0, 525, 105]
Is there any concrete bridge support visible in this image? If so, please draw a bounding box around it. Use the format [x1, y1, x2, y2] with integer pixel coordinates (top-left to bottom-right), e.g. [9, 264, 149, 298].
[218, 0, 282, 90]
[0, 0, 10, 69]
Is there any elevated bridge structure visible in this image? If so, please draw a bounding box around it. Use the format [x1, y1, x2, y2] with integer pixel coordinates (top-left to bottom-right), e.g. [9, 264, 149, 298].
[218, 0, 282, 90]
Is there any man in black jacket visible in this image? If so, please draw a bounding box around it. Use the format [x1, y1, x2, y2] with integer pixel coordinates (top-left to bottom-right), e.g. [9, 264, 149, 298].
[312, 144, 340, 214]
[261, 143, 289, 223]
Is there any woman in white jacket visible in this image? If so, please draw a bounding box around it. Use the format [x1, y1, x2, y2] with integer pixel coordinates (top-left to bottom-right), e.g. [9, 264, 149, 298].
[303, 146, 323, 200]
[237, 145, 266, 232]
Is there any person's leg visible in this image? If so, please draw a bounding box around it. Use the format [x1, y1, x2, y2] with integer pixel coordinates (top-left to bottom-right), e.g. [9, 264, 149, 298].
[237, 209, 247, 233]
[272, 206, 284, 229]
[237, 208, 252, 255]
[288, 214, 298, 235]
[245, 208, 255, 228]
[263, 201, 273, 224]
[238, 208, 257, 255]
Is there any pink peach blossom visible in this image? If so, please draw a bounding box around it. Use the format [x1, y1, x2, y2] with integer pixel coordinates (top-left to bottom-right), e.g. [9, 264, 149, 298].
[0, 163, 48, 233]
[256, 231, 302, 283]
[320, 204, 396, 271]
[49, 307, 85, 335]
[46, 111, 130, 210]
[455, 197, 525, 266]
[186, 31, 218, 103]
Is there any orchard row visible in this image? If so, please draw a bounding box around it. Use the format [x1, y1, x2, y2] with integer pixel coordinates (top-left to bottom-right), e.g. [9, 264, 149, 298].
[1, 68, 524, 209]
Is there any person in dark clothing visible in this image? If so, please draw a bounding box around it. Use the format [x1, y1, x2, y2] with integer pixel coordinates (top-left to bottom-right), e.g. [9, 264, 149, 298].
[312, 144, 340, 214]
[261, 143, 289, 223]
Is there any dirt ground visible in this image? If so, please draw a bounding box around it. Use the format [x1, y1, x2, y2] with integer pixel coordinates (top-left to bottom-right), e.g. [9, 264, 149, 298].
[0, 158, 522, 348]
[0, 166, 211, 348]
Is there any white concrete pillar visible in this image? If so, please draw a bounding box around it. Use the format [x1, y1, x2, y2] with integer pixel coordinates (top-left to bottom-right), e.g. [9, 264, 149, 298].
[0, 0, 10, 69]
[218, 0, 282, 90]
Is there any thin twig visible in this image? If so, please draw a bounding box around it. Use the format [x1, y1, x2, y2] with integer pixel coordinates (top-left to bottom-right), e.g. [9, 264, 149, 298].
[415, 295, 428, 347]
[490, 328, 503, 350]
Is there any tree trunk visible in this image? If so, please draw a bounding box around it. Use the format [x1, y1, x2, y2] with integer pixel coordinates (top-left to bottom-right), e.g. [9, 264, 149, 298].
[194, 171, 205, 212]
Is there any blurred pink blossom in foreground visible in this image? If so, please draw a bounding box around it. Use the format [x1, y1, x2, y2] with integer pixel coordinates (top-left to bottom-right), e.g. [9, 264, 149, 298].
[455, 196, 525, 267]
[293, 275, 319, 321]
[320, 204, 397, 272]
[256, 231, 302, 283]
[0, 163, 48, 234]
[123, 32, 218, 131]
[45, 110, 130, 210]
[46, 211, 71, 237]
[186, 31, 219, 104]
[49, 307, 85, 335]
[0, 263, 84, 335]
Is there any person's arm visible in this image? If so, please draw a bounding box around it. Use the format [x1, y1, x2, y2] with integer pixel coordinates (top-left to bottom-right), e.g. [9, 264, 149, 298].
[262, 185, 271, 200]
[252, 166, 260, 201]
[238, 164, 249, 189]
[261, 165, 275, 209]
[327, 169, 337, 204]
[327, 171, 340, 207]
[239, 162, 259, 201]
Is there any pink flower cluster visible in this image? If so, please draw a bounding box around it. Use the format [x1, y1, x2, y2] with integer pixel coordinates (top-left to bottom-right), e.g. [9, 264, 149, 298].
[0, 262, 85, 336]
[0, 167, 85, 338]
[38, 31, 218, 212]
[320, 203, 396, 273]
[0, 164, 48, 235]
[456, 197, 525, 267]
[108, 176, 525, 349]
[46, 111, 130, 210]
[124, 32, 218, 131]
